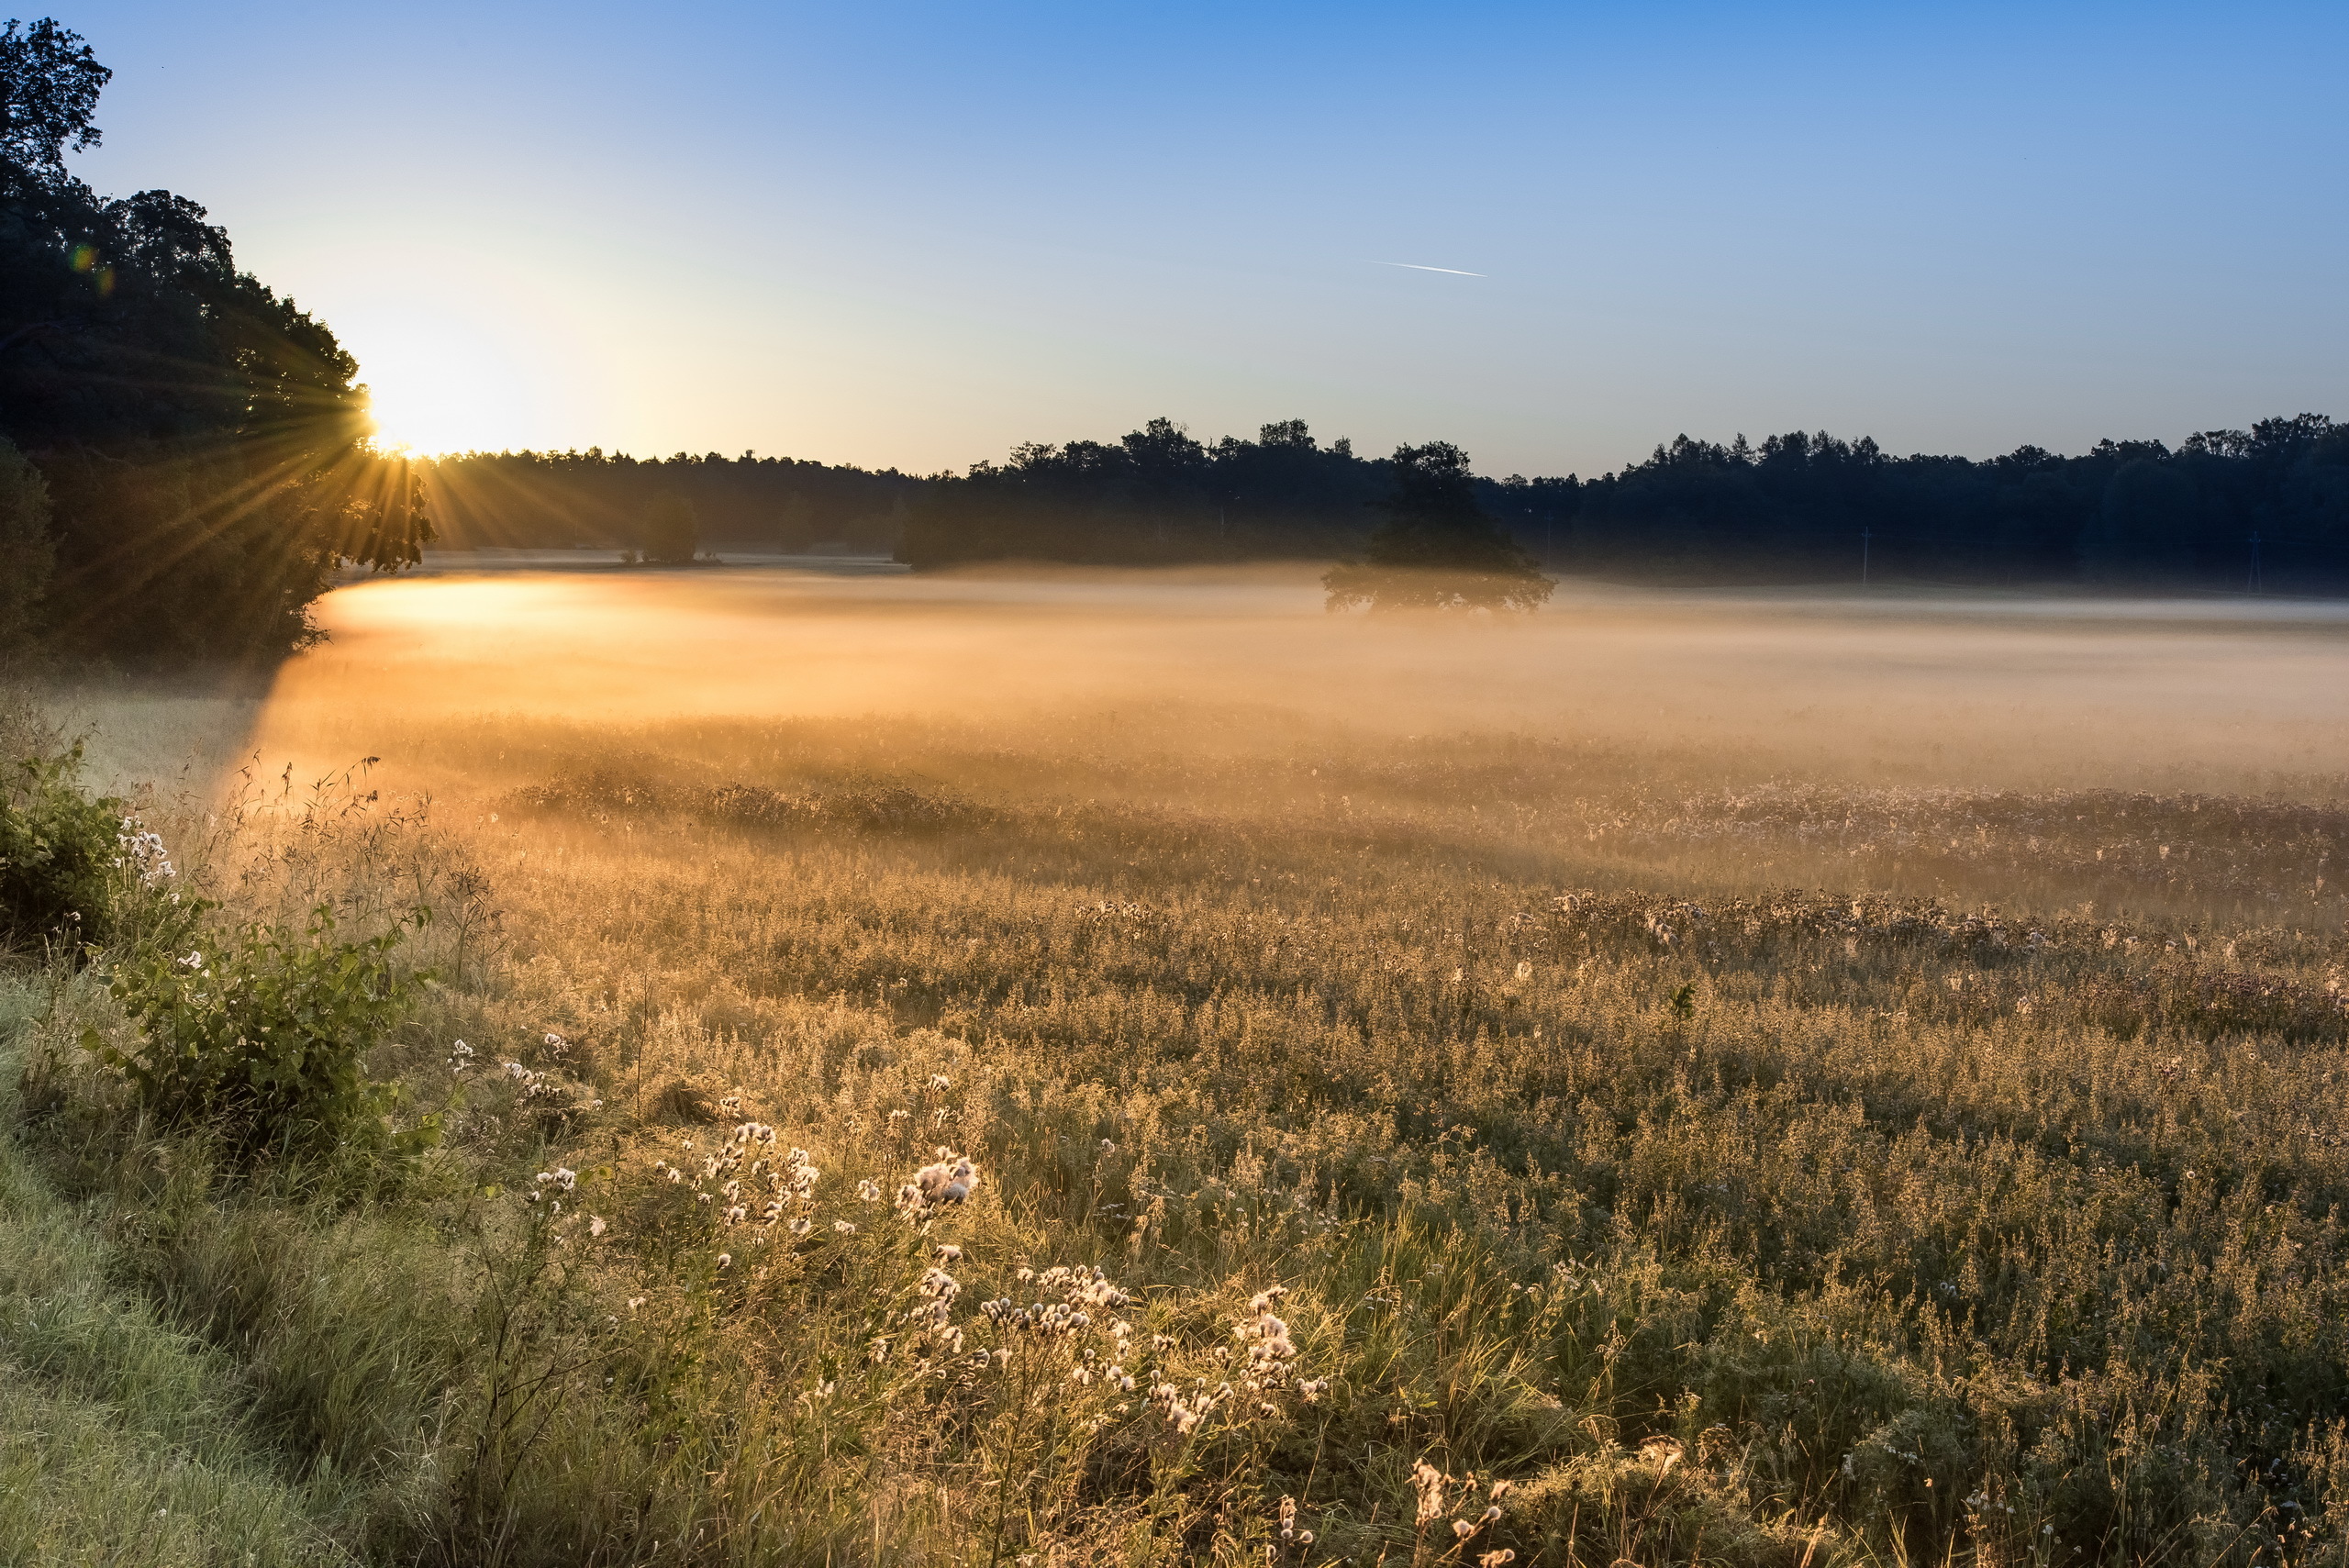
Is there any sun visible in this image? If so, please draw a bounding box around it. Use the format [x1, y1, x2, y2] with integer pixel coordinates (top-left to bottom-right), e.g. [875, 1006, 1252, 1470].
[337, 304, 573, 458]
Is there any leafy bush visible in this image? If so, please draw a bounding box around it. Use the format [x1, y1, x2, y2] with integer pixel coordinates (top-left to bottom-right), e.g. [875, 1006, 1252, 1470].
[0, 745, 124, 955]
[99, 906, 433, 1160]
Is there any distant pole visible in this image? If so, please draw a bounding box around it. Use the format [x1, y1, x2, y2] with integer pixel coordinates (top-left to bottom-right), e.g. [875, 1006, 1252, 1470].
[1861, 527, 1872, 586]
[2248, 530, 2263, 594]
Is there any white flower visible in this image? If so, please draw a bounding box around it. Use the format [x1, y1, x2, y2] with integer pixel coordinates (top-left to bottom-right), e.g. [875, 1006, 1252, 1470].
[589, 1215, 607, 1238]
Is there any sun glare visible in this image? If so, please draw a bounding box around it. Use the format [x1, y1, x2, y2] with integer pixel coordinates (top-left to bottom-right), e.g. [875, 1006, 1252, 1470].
[339, 304, 574, 458]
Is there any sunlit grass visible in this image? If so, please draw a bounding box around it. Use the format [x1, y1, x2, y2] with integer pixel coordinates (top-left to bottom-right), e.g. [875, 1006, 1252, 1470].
[8, 572, 2349, 1564]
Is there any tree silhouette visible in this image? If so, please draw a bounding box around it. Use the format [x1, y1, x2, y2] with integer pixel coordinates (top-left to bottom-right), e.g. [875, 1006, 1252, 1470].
[0, 436, 51, 646]
[1322, 442, 1553, 611]
[642, 495, 698, 563]
[0, 17, 107, 184]
[0, 17, 435, 662]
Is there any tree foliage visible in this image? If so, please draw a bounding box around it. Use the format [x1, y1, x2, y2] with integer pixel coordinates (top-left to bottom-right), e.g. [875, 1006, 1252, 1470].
[898, 417, 1376, 568]
[419, 447, 917, 553]
[0, 433, 51, 645]
[894, 414, 2349, 592]
[0, 17, 431, 662]
[1561, 419, 2349, 588]
[1322, 441, 1554, 612]
[640, 495, 699, 564]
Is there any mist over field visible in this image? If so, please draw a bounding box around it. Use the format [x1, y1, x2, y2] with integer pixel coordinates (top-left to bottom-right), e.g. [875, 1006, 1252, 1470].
[13, 562, 2348, 1562]
[218, 566, 2349, 797]
[8, 2, 2349, 1561]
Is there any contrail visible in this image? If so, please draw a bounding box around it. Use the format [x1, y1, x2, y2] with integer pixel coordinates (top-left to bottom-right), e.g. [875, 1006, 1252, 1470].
[1375, 261, 1486, 277]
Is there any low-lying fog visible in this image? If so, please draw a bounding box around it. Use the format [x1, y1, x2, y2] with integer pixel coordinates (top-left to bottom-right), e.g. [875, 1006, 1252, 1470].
[237, 564, 2349, 796]
[60, 562, 2349, 806]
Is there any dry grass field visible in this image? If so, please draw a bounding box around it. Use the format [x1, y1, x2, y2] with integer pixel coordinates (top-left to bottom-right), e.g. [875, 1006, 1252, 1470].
[7, 564, 2349, 1566]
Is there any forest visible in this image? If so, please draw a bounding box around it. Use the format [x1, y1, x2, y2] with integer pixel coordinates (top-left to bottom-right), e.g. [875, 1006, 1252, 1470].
[893, 417, 2349, 591]
[0, 19, 430, 666]
[429, 416, 2349, 595]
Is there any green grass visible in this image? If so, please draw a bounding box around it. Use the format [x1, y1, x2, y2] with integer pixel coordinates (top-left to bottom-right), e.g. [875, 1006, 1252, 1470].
[0, 982, 364, 1567]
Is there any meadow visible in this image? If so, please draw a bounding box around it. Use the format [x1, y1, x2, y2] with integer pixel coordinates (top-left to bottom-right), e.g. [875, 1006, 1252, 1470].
[6, 564, 2349, 1567]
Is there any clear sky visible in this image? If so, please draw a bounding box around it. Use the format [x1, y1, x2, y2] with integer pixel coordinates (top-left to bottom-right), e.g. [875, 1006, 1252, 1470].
[56, 1, 2349, 475]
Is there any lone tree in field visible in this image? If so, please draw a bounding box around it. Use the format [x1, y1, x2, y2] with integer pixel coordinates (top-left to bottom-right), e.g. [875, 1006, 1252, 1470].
[641, 495, 699, 564]
[1322, 442, 1553, 612]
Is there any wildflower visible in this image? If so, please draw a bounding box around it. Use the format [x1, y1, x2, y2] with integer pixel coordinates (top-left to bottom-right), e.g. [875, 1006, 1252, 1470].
[857, 1179, 882, 1202]
[448, 1040, 475, 1073]
[834, 1220, 858, 1234]
[1413, 1460, 1448, 1527]
[930, 1073, 952, 1089]
[627, 1296, 645, 1312]
[1513, 960, 1532, 981]
[1477, 1553, 1516, 1567]
[934, 1243, 963, 1262]
[117, 819, 176, 884]
[725, 1206, 748, 1225]
[589, 1215, 607, 1238]
[1453, 1520, 1476, 1540]
[896, 1151, 981, 1220]
[788, 1217, 813, 1236]
[717, 1252, 732, 1270]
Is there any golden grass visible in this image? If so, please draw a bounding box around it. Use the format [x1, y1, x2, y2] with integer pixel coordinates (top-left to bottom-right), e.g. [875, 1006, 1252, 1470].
[9, 567, 2349, 1565]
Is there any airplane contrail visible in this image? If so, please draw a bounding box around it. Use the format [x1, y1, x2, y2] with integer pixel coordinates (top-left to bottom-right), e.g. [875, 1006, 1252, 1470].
[1375, 261, 1486, 277]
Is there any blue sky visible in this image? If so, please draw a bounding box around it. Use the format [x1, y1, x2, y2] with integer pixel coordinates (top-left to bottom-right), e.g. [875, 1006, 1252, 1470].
[57, 1, 2349, 473]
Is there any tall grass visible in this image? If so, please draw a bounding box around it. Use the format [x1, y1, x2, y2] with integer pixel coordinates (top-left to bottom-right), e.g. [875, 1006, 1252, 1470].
[6, 663, 2349, 1564]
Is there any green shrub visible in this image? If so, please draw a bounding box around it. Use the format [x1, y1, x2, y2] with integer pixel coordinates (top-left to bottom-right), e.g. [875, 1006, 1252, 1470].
[0, 746, 124, 956]
[98, 906, 434, 1161]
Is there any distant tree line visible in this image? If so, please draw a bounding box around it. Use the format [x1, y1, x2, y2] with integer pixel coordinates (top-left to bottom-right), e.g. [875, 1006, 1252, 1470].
[417, 449, 918, 555]
[901, 415, 2349, 593]
[0, 19, 431, 665]
[422, 413, 2349, 595]
[898, 417, 1381, 567]
[1556, 420, 2349, 590]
